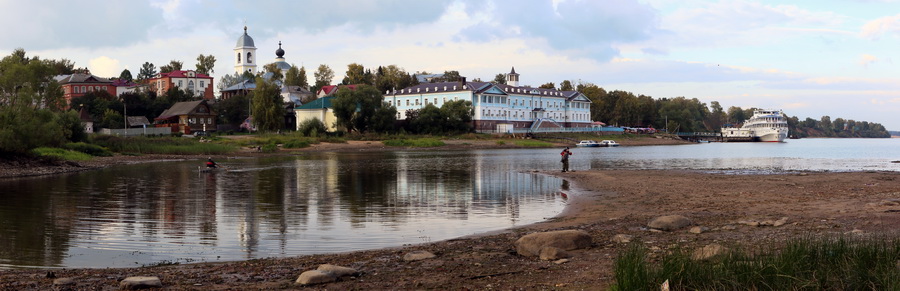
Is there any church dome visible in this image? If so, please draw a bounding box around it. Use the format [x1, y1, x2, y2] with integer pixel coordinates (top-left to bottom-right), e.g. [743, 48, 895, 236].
[275, 41, 285, 58]
[236, 26, 255, 48]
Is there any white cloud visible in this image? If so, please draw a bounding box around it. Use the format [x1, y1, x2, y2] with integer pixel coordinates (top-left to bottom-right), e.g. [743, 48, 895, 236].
[859, 54, 878, 66]
[88, 56, 122, 77]
[861, 13, 900, 40]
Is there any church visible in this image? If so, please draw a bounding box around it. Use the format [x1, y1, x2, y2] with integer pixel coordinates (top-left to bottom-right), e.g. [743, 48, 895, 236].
[222, 26, 314, 106]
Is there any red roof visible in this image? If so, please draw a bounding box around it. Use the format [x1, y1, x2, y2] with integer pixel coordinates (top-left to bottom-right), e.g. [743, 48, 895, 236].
[158, 70, 212, 79]
[317, 84, 359, 96]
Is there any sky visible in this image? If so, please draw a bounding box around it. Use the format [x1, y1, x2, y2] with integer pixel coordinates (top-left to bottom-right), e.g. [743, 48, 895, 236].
[2, 0, 900, 129]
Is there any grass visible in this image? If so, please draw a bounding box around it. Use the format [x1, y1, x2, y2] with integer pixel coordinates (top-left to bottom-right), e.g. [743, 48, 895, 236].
[32, 147, 93, 161]
[91, 136, 237, 155]
[612, 236, 900, 290]
[383, 138, 445, 147]
[513, 140, 554, 147]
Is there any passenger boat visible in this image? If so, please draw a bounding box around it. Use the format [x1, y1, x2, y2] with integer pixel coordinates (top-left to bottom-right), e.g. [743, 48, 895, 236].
[576, 140, 601, 147]
[720, 109, 789, 142]
[600, 140, 620, 147]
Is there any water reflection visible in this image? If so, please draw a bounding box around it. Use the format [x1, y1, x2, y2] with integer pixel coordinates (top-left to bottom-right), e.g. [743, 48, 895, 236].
[0, 151, 565, 268]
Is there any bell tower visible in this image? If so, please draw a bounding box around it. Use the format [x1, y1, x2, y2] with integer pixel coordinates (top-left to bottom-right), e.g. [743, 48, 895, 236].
[234, 26, 258, 75]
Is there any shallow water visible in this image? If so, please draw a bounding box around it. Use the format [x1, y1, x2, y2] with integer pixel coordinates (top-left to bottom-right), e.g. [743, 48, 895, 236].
[1, 138, 897, 268]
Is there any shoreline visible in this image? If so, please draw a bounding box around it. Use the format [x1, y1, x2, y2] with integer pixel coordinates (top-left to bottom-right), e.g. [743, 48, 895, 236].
[4, 137, 899, 289]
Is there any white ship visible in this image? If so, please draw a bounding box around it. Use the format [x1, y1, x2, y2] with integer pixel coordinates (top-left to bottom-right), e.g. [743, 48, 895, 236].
[721, 109, 789, 142]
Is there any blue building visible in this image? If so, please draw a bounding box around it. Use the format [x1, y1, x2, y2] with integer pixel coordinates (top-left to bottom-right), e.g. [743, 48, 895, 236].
[386, 68, 592, 132]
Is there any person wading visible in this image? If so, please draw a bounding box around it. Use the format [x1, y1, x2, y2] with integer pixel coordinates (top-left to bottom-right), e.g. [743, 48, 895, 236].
[560, 147, 573, 172]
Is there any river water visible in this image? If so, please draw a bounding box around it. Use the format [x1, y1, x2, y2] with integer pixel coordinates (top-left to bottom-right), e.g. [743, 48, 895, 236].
[1, 138, 898, 268]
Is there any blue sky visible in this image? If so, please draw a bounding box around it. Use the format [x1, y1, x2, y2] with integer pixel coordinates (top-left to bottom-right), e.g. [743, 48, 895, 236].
[2, 0, 899, 129]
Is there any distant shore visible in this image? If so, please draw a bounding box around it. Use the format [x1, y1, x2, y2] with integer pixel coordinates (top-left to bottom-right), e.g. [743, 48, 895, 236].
[0, 135, 690, 179]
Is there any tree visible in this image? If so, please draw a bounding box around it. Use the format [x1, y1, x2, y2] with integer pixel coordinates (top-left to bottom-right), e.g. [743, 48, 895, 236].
[118, 69, 133, 82]
[492, 73, 506, 84]
[441, 99, 474, 133]
[44, 58, 76, 75]
[195, 54, 216, 75]
[539, 82, 556, 89]
[159, 60, 183, 73]
[250, 77, 284, 131]
[559, 80, 574, 91]
[215, 93, 249, 126]
[297, 66, 309, 88]
[726, 106, 746, 125]
[342, 63, 370, 85]
[410, 104, 444, 134]
[137, 62, 157, 81]
[284, 65, 304, 87]
[313, 64, 334, 93]
[440, 70, 462, 82]
[331, 85, 383, 133]
[706, 101, 726, 131]
[263, 63, 283, 81]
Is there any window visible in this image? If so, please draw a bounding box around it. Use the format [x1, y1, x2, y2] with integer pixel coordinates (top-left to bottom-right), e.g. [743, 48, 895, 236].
[406, 100, 410, 106]
[237, 52, 241, 63]
[433, 98, 437, 104]
[178, 80, 183, 87]
[200, 81, 204, 88]
[74, 86, 79, 93]
[102, 86, 107, 91]
[247, 52, 252, 63]
[188, 81, 194, 92]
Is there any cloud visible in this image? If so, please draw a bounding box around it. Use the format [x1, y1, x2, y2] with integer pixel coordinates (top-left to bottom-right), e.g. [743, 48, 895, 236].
[859, 54, 878, 67]
[861, 13, 900, 40]
[457, 0, 661, 61]
[0, 0, 163, 51]
[88, 56, 122, 77]
[764, 77, 900, 91]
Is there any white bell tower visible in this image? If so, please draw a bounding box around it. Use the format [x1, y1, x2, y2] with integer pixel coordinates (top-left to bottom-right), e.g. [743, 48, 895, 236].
[234, 26, 257, 75]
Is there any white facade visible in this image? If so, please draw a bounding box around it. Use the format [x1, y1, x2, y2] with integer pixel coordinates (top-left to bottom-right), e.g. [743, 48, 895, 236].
[234, 26, 257, 75]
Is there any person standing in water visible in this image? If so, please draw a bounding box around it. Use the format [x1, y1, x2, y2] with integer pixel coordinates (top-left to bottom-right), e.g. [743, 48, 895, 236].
[560, 147, 573, 172]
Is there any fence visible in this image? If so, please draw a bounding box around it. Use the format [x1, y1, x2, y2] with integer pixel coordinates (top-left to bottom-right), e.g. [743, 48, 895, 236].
[98, 127, 172, 137]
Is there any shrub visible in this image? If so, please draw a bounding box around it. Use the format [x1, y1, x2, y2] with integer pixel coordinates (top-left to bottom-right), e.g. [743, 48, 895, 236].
[297, 118, 327, 137]
[32, 147, 92, 161]
[63, 142, 113, 157]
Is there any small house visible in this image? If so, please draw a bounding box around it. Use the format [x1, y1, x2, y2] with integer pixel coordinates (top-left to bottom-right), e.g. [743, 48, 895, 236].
[155, 100, 216, 134]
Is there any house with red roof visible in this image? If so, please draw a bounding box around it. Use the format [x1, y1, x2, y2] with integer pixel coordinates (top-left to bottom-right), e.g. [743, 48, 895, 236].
[316, 84, 358, 98]
[55, 72, 115, 107]
[148, 70, 214, 99]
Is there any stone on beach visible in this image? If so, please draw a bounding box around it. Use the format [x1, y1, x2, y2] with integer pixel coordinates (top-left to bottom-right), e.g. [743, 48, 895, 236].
[403, 250, 437, 261]
[515, 230, 592, 257]
[539, 247, 571, 260]
[119, 276, 162, 290]
[53, 277, 75, 286]
[611, 234, 633, 243]
[317, 264, 359, 278]
[647, 215, 692, 231]
[296, 270, 336, 285]
[691, 243, 727, 261]
[688, 226, 709, 234]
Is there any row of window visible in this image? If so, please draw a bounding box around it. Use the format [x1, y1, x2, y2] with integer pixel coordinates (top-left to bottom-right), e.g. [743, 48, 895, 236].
[479, 109, 589, 121]
[237, 52, 253, 64]
[70, 85, 108, 94]
[387, 95, 589, 111]
[188, 117, 214, 125]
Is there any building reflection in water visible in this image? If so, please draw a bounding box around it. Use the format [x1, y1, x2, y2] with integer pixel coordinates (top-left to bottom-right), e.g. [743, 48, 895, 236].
[0, 150, 565, 268]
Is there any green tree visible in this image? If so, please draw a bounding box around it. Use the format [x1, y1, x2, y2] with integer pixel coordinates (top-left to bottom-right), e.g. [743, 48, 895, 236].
[215, 93, 249, 126]
[706, 101, 726, 130]
[138, 62, 157, 81]
[159, 60, 183, 73]
[410, 104, 444, 134]
[342, 63, 371, 85]
[313, 64, 334, 93]
[250, 77, 284, 131]
[118, 69, 133, 82]
[559, 80, 574, 91]
[539, 82, 556, 89]
[297, 118, 327, 136]
[263, 63, 283, 81]
[492, 73, 506, 84]
[331, 85, 383, 133]
[370, 104, 398, 133]
[284, 65, 304, 87]
[195, 54, 216, 75]
[440, 99, 474, 133]
[726, 106, 746, 125]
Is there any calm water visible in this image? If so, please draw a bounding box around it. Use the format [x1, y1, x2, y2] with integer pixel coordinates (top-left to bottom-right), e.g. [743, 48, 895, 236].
[1, 138, 897, 268]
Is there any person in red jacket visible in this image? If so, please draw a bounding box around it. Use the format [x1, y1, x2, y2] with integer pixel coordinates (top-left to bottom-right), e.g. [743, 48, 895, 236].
[560, 147, 573, 172]
[206, 157, 218, 168]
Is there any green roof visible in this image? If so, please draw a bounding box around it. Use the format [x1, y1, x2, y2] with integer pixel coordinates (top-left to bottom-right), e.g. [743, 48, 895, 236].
[296, 96, 334, 110]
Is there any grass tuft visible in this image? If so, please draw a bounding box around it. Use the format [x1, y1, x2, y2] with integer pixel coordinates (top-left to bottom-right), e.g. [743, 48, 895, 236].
[32, 147, 93, 161]
[612, 236, 900, 290]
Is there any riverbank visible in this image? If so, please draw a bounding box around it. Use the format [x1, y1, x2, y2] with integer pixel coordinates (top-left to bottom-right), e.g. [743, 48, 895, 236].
[2, 168, 898, 290]
[0, 135, 689, 179]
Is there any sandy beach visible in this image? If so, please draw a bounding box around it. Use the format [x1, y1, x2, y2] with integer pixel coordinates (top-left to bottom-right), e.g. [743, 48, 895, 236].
[2, 138, 899, 290]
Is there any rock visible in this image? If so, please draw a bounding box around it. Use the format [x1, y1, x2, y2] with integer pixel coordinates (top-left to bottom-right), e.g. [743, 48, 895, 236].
[773, 217, 789, 227]
[688, 226, 709, 234]
[553, 258, 570, 265]
[119, 276, 162, 290]
[721, 225, 736, 230]
[514, 230, 592, 257]
[692, 243, 727, 261]
[739, 220, 760, 227]
[53, 278, 75, 286]
[403, 250, 436, 261]
[539, 247, 570, 260]
[760, 220, 775, 226]
[879, 199, 900, 206]
[317, 264, 358, 278]
[848, 229, 865, 235]
[647, 215, 692, 231]
[296, 270, 336, 285]
[611, 234, 633, 243]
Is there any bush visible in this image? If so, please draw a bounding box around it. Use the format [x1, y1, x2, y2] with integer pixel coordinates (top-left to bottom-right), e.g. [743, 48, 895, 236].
[32, 147, 93, 161]
[63, 142, 113, 157]
[260, 143, 278, 153]
[297, 118, 327, 137]
[383, 138, 445, 147]
[282, 139, 311, 149]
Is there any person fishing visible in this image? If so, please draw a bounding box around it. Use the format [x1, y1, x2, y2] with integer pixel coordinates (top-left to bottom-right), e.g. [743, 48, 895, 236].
[560, 147, 573, 172]
[206, 157, 218, 168]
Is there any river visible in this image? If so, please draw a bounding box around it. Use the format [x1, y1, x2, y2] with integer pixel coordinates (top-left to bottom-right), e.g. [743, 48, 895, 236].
[1, 138, 897, 268]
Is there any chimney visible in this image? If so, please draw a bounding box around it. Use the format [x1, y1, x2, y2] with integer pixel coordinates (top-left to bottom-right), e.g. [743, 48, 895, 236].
[460, 77, 467, 87]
